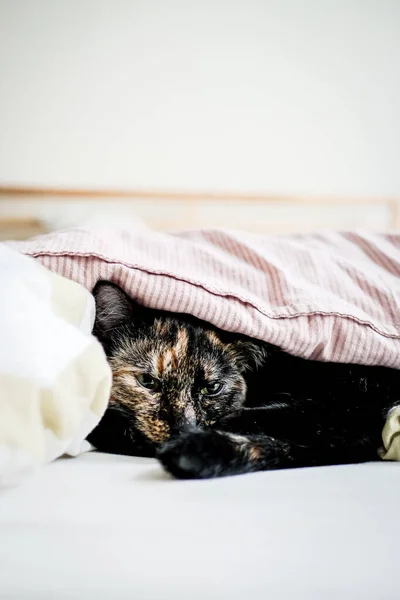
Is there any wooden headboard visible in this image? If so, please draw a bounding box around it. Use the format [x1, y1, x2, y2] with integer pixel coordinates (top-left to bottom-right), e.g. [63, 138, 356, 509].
[0, 185, 399, 240]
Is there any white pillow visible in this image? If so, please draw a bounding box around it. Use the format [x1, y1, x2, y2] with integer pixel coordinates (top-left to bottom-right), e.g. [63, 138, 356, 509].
[0, 245, 111, 487]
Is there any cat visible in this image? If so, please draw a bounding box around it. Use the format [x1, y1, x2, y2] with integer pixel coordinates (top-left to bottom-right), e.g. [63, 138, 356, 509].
[87, 280, 400, 479]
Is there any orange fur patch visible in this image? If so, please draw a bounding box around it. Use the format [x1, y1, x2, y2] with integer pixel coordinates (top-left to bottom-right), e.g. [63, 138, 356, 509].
[248, 445, 262, 461]
[206, 330, 223, 346]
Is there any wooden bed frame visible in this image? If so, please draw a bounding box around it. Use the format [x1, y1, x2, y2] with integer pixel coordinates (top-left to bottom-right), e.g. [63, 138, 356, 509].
[0, 185, 399, 240]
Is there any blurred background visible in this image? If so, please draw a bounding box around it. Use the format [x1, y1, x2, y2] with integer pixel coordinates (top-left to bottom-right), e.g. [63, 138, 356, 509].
[0, 0, 399, 239]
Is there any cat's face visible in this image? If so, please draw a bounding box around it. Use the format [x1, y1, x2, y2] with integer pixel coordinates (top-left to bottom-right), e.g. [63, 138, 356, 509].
[91, 281, 264, 456]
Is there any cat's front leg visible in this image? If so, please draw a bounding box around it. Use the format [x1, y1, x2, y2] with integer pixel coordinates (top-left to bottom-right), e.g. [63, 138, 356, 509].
[157, 428, 307, 479]
[157, 406, 313, 479]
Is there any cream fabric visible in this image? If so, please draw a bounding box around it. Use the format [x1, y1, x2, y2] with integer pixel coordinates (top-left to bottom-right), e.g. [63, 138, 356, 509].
[0, 245, 111, 486]
[380, 406, 400, 460]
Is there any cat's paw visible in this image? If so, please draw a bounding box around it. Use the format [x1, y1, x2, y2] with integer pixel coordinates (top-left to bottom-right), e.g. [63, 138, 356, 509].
[157, 430, 240, 479]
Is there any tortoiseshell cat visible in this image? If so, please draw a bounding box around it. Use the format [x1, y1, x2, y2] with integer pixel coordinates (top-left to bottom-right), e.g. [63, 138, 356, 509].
[88, 281, 400, 479]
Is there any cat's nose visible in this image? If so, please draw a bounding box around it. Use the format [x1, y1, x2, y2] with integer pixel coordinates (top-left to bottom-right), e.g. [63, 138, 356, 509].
[166, 404, 197, 435]
[160, 401, 197, 435]
[169, 417, 196, 436]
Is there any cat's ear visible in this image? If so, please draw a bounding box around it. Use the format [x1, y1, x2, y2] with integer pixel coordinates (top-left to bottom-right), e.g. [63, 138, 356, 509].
[227, 339, 270, 372]
[92, 281, 134, 334]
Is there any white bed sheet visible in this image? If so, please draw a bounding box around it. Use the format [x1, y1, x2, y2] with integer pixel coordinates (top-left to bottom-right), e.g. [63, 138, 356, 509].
[0, 452, 399, 600]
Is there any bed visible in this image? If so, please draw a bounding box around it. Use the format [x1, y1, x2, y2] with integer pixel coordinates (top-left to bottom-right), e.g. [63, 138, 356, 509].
[1, 452, 400, 599]
[0, 219, 399, 599]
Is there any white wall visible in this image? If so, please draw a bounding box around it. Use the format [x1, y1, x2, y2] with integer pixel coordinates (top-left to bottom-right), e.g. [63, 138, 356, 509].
[0, 0, 399, 196]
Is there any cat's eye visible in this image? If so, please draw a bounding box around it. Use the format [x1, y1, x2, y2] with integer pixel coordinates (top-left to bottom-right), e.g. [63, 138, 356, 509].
[136, 373, 160, 391]
[200, 382, 223, 397]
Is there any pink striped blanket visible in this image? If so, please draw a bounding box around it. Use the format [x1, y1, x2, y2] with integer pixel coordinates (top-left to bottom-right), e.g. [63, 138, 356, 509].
[6, 227, 400, 369]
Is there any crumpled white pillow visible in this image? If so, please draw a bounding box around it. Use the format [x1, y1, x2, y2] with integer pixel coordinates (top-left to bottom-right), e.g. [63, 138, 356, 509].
[0, 245, 111, 487]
